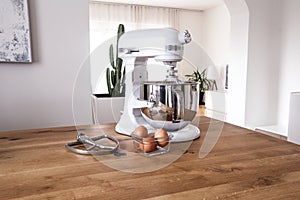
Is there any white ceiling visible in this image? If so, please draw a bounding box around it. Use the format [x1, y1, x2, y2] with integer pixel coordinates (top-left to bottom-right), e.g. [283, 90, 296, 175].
[94, 0, 224, 11]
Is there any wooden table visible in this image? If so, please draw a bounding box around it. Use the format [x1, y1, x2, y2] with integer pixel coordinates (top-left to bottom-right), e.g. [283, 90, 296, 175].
[1, 117, 300, 199]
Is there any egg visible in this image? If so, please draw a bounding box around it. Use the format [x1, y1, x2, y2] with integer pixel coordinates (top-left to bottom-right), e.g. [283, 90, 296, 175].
[154, 128, 169, 147]
[148, 132, 155, 138]
[139, 136, 157, 153]
[133, 126, 148, 138]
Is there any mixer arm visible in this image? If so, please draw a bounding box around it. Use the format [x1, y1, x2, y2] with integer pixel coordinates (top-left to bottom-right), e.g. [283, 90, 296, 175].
[118, 28, 191, 63]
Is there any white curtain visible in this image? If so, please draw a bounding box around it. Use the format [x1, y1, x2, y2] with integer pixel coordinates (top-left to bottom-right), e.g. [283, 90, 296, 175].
[89, 2, 179, 52]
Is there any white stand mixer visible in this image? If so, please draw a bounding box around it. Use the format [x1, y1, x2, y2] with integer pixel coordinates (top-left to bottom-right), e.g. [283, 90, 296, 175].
[115, 28, 200, 142]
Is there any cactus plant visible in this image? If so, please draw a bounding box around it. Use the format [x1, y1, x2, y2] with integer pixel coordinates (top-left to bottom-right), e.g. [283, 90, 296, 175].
[106, 24, 125, 97]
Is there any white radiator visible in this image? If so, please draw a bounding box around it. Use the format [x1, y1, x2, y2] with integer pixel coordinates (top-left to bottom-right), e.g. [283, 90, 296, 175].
[288, 92, 300, 145]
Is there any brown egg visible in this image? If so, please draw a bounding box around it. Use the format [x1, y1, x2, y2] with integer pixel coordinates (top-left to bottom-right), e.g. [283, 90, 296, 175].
[148, 132, 155, 138]
[154, 128, 169, 147]
[139, 137, 157, 153]
[133, 126, 148, 138]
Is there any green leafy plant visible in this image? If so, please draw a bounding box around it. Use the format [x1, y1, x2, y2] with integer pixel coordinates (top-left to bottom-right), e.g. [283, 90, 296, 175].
[185, 68, 211, 92]
[186, 68, 211, 105]
[106, 24, 125, 97]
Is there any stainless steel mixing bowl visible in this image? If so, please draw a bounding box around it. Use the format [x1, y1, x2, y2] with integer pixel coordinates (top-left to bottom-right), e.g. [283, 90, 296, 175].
[140, 81, 199, 131]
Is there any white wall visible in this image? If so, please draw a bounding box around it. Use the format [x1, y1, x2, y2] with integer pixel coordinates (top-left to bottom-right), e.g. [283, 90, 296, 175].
[0, 0, 92, 131]
[201, 3, 231, 91]
[244, 0, 282, 128]
[201, 4, 230, 69]
[177, 9, 207, 78]
[242, 0, 300, 135]
[223, 0, 249, 126]
[193, 4, 230, 121]
[277, 0, 300, 131]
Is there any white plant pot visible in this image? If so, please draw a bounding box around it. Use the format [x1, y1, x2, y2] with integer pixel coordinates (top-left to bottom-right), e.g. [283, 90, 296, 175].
[91, 94, 125, 124]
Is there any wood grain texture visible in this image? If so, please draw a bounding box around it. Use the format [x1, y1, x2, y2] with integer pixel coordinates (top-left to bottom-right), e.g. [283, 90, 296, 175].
[1, 117, 300, 199]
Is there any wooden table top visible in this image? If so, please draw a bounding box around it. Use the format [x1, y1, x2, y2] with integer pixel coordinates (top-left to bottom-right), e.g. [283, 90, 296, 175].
[1, 117, 300, 199]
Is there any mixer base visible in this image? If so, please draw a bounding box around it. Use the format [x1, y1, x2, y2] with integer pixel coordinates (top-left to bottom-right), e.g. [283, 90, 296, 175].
[116, 115, 200, 142]
[169, 124, 200, 142]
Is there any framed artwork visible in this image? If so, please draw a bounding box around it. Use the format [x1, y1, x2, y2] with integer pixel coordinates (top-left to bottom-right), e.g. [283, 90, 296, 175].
[0, 0, 32, 63]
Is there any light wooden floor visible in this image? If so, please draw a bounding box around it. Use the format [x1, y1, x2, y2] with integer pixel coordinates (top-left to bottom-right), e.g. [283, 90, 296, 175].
[197, 105, 206, 116]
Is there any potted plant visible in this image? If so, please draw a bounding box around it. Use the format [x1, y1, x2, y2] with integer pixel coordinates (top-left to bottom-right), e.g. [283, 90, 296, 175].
[185, 68, 211, 105]
[106, 24, 125, 97]
[92, 24, 126, 124]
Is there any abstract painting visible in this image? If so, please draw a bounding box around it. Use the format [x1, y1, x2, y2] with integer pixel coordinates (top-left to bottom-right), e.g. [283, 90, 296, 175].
[0, 0, 32, 63]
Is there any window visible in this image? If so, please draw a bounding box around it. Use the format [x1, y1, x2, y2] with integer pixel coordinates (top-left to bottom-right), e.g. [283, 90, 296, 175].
[89, 2, 179, 52]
